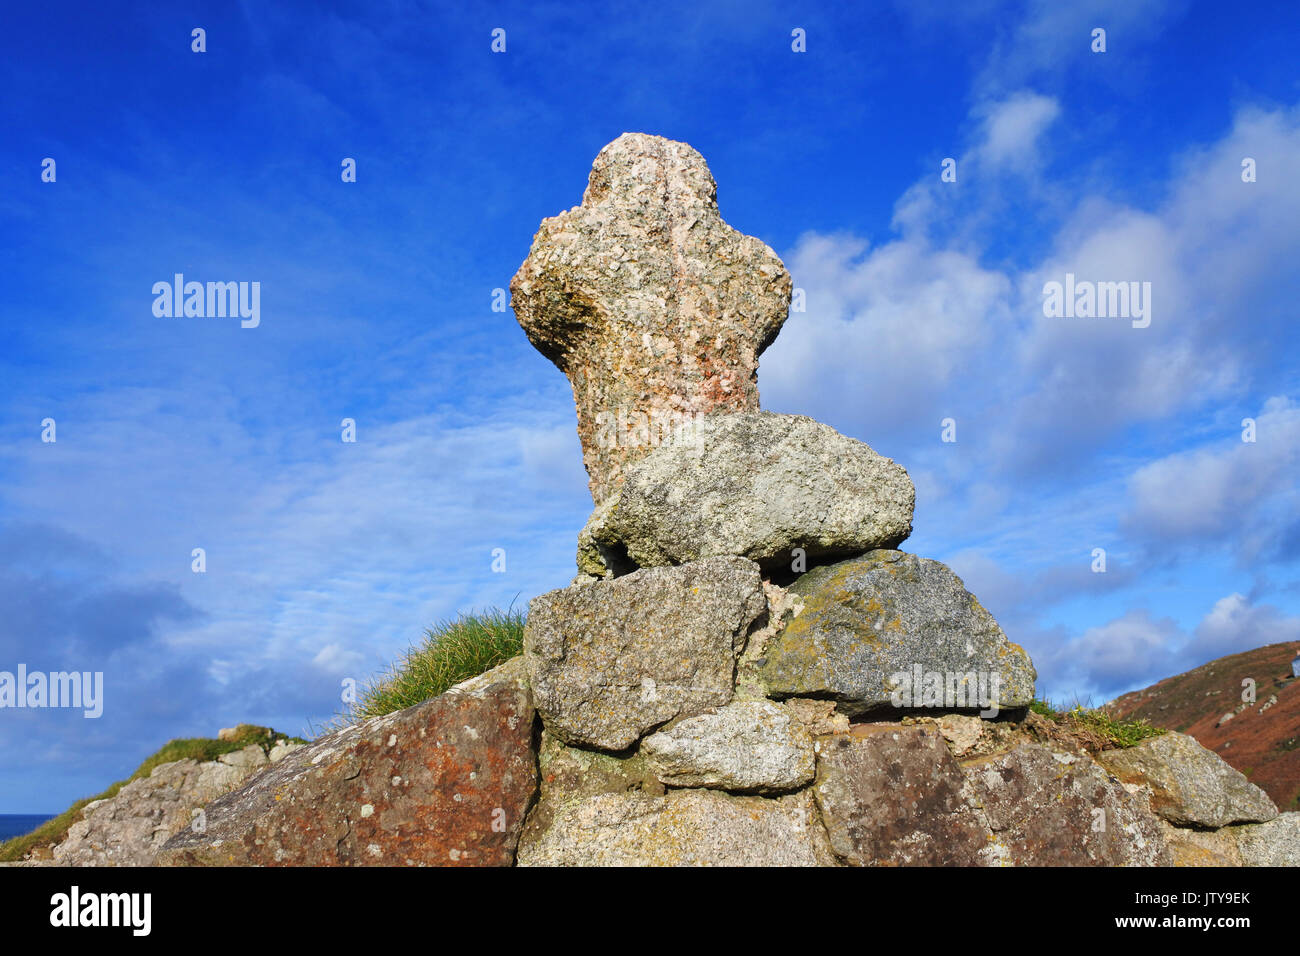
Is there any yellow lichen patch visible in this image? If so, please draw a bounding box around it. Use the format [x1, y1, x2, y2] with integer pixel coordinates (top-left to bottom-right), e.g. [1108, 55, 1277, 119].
[779, 608, 815, 642]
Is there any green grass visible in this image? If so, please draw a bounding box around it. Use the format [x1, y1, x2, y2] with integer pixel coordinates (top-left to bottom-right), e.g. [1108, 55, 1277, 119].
[1031, 698, 1167, 749]
[0, 724, 305, 863]
[345, 607, 526, 722]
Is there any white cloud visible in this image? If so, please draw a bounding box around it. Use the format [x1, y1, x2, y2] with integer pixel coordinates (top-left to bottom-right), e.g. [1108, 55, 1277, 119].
[1124, 396, 1300, 553]
[974, 0, 1187, 96]
[1062, 608, 1182, 691]
[1190, 592, 1300, 662]
[972, 91, 1061, 170]
[766, 96, 1300, 484]
[892, 91, 1062, 240]
[761, 232, 1011, 444]
[0, 386, 590, 704]
[1039, 591, 1300, 701]
[311, 642, 365, 674]
[1008, 206, 1235, 461]
[761, 93, 1300, 706]
[1011, 105, 1300, 451]
[760, 90, 1046, 443]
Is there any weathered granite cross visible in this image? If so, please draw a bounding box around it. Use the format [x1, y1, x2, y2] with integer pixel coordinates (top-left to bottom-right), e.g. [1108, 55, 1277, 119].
[510, 133, 793, 504]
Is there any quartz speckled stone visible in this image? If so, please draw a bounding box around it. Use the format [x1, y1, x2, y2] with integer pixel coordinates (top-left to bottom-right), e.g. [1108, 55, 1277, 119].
[510, 133, 792, 504]
[641, 699, 815, 793]
[813, 724, 999, 866]
[524, 556, 767, 751]
[1232, 812, 1300, 866]
[517, 788, 834, 867]
[577, 411, 915, 577]
[761, 550, 1035, 715]
[1098, 731, 1277, 827]
[969, 744, 1172, 866]
[158, 658, 536, 867]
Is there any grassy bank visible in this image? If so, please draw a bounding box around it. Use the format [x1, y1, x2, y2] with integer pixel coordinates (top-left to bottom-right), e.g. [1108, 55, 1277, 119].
[0, 724, 306, 862]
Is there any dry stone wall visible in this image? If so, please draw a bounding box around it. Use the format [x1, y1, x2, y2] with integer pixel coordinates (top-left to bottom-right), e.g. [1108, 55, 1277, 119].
[84, 133, 1293, 867]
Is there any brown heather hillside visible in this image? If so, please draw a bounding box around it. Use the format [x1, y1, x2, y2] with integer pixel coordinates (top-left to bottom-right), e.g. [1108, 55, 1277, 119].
[1106, 642, 1300, 812]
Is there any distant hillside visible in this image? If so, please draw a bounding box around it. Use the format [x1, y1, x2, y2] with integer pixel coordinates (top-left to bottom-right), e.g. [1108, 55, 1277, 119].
[1106, 642, 1300, 812]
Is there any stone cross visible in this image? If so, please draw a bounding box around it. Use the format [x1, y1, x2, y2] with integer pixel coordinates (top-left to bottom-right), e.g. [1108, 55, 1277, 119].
[510, 133, 792, 504]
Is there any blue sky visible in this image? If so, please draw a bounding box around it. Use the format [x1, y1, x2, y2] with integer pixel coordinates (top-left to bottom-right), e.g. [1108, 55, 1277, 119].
[2, 0, 1299, 812]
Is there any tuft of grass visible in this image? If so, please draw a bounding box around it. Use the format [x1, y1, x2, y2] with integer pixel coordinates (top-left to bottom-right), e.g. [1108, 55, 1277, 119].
[1031, 697, 1167, 749]
[1029, 699, 1057, 718]
[346, 607, 526, 722]
[0, 724, 306, 862]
